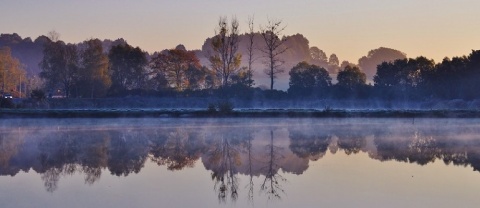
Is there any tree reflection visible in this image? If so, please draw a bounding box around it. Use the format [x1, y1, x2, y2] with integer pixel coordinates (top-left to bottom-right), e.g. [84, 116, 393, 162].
[289, 128, 331, 160]
[149, 129, 204, 171]
[82, 165, 102, 185]
[373, 130, 442, 165]
[35, 130, 112, 191]
[204, 129, 244, 203]
[107, 130, 149, 176]
[245, 132, 255, 203]
[336, 132, 367, 155]
[260, 130, 286, 200]
[4, 120, 480, 203]
[41, 167, 62, 192]
[0, 130, 25, 176]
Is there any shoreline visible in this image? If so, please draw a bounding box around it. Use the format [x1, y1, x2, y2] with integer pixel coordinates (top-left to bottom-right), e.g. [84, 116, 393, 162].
[1, 109, 480, 118]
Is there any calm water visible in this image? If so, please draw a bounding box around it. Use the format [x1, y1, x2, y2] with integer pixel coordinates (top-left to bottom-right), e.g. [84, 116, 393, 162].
[1, 118, 480, 208]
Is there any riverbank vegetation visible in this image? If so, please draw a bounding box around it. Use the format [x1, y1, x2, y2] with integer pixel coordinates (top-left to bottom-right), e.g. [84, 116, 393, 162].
[1, 17, 480, 111]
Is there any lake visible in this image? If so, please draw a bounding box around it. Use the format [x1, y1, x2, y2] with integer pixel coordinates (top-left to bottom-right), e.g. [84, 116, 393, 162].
[0, 118, 480, 208]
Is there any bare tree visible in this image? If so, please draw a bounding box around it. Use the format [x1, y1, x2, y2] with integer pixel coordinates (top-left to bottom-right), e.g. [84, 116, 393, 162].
[245, 16, 256, 87]
[47, 30, 60, 42]
[260, 19, 288, 90]
[209, 16, 242, 87]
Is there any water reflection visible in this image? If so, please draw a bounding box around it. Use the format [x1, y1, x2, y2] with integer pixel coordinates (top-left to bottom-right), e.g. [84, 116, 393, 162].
[1, 118, 480, 203]
[260, 130, 286, 200]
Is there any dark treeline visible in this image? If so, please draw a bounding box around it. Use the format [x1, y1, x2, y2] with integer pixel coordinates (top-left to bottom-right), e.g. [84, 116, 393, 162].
[2, 16, 480, 106]
[36, 34, 480, 103]
[38, 26, 479, 103]
[289, 51, 480, 101]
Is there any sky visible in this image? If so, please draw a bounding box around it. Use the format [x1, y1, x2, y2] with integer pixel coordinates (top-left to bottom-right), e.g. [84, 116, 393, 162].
[1, 0, 480, 63]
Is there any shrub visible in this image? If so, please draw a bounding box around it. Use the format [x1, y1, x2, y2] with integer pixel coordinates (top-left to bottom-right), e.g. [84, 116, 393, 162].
[217, 100, 234, 113]
[207, 103, 217, 113]
[31, 89, 46, 101]
[206, 101, 233, 114]
[0, 98, 15, 108]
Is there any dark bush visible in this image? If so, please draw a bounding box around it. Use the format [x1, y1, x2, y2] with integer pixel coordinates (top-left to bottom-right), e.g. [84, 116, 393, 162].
[207, 103, 217, 112]
[0, 98, 15, 108]
[31, 89, 46, 101]
[217, 100, 234, 113]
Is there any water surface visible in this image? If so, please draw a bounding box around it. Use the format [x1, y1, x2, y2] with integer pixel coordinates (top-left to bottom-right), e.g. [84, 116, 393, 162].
[1, 118, 480, 207]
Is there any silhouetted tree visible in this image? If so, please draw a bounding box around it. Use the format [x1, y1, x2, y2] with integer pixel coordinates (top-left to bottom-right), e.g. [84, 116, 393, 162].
[77, 39, 111, 98]
[185, 65, 209, 90]
[260, 19, 288, 90]
[244, 16, 256, 87]
[334, 65, 370, 99]
[337, 66, 366, 89]
[464, 50, 480, 99]
[288, 61, 331, 98]
[39, 31, 78, 97]
[424, 57, 468, 99]
[108, 43, 148, 95]
[374, 57, 435, 100]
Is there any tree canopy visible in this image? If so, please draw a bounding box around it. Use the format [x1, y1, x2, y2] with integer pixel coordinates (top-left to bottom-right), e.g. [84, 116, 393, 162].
[109, 43, 148, 95]
[151, 48, 204, 91]
[288, 61, 331, 97]
[0, 47, 26, 96]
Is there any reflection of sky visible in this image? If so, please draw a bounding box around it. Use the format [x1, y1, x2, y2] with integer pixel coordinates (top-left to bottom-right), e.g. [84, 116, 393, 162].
[1, 151, 480, 207]
[1, 118, 480, 207]
[291, 151, 480, 208]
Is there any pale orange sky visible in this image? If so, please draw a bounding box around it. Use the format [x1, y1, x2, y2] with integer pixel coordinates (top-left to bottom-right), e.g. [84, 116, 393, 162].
[1, 0, 479, 63]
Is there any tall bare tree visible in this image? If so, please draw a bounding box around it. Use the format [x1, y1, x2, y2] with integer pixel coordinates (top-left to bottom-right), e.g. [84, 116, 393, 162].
[245, 16, 256, 87]
[209, 16, 242, 87]
[260, 19, 288, 90]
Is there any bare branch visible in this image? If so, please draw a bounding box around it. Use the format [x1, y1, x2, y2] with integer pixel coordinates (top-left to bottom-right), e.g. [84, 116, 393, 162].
[259, 18, 288, 90]
[209, 16, 242, 87]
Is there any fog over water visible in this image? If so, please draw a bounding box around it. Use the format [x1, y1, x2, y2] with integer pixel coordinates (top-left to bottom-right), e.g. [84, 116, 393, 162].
[1, 118, 480, 207]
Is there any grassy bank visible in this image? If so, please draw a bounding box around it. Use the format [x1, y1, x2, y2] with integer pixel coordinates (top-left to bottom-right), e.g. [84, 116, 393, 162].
[2, 108, 480, 118]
